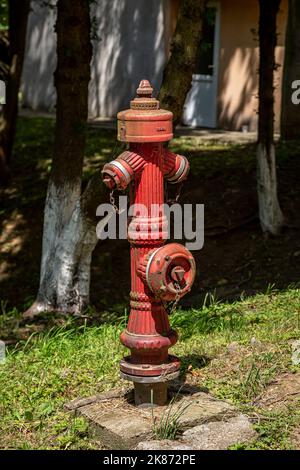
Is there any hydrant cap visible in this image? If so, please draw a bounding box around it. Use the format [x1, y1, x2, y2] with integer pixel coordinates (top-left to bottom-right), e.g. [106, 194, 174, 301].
[137, 243, 196, 302]
[117, 79, 173, 143]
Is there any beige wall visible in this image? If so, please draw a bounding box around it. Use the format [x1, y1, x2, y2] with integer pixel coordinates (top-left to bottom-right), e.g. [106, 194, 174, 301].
[218, 0, 288, 132]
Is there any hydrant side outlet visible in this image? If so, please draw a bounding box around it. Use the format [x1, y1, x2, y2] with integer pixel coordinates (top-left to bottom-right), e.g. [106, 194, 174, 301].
[102, 80, 196, 406]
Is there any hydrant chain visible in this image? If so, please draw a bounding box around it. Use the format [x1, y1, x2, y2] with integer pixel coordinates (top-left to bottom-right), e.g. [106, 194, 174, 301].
[109, 189, 121, 214]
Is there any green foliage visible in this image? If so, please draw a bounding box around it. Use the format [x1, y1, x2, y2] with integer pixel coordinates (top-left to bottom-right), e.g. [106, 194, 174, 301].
[237, 407, 300, 450]
[0, 0, 8, 30]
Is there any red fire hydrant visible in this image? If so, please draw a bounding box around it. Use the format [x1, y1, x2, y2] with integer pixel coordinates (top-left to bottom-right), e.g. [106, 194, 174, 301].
[102, 80, 196, 406]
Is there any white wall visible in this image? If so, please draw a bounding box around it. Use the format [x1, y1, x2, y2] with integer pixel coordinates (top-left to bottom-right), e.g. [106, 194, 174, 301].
[22, 0, 167, 117]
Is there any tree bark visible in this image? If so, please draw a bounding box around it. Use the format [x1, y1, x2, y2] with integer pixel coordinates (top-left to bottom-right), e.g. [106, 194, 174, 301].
[25, 0, 97, 318]
[257, 0, 284, 235]
[0, 31, 9, 80]
[281, 0, 300, 140]
[158, 0, 207, 126]
[0, 0, 30, 185]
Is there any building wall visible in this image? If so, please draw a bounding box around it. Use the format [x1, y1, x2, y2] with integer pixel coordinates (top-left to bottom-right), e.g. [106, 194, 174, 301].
[22, 0, 169, 117]
[217, 0, 288, 132]
[22, 0, 288, 132]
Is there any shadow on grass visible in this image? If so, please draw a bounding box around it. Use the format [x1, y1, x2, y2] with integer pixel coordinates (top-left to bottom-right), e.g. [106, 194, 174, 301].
[180, 353, 211, 372]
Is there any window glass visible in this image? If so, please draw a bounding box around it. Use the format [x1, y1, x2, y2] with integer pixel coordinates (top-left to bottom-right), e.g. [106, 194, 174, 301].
[195, 7, 216, 76]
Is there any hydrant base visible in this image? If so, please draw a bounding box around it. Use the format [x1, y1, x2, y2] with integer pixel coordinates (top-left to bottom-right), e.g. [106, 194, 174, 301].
[120, 370, 180, 406]
[134, 382, 167, 407]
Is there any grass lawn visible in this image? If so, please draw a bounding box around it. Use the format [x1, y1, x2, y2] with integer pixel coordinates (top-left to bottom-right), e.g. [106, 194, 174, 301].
[1, 117, 300, 449]
[0, 288, 300, 449]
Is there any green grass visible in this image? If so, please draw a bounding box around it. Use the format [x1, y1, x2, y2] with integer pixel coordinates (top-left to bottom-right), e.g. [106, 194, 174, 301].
[152, 389, 192, 440]
[1, 117, 300, 449]
[0, 320, 125, 449]
[1, 288, 300, 449]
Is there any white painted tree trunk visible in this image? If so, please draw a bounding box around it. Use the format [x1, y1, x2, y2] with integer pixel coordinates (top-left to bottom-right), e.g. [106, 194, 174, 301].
[257, 143, 284, 235]
[24, 180, 98, 317]
[23, 0, 95, 318]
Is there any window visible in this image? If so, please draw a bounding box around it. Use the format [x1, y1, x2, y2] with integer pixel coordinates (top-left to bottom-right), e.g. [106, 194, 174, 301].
[195, 7, 216, 76]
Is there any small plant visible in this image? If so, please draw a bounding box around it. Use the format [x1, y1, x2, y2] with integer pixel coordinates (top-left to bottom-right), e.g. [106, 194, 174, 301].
[151, 389, 191, 440]
[265, 283, 277, 296]
[238, 353, 278, 402]
[242, 362, 263, 400]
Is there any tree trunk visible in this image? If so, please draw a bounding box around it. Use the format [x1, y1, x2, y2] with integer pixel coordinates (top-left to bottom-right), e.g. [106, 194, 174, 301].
[0, 31, 9, 80]
[257, 0, 284, 235]
[158, 0, 207, 126]
[281, 0, 300, 140]
[0, 0, 30, 185]
[25, 0, 98, 318]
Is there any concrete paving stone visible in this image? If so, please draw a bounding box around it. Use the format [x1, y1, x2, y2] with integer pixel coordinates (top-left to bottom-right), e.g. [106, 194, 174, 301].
[182, 414, 257, 450]
[75, 389, 240, 449]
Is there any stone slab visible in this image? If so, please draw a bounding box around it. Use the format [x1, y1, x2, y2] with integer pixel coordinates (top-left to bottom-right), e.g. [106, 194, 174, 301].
[73, 386, 240, 450]
[135, 415, 256, 450]
[176, 392, 236, 429]
[182, 415, 257, 450]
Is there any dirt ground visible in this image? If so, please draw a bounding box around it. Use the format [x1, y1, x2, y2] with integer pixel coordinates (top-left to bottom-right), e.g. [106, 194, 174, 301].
[254, 372, 300, 411]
